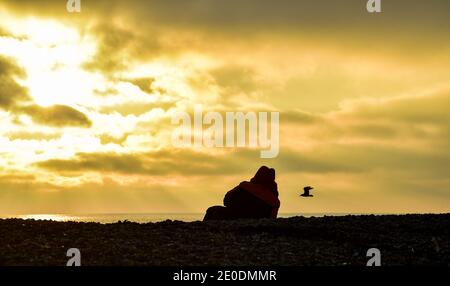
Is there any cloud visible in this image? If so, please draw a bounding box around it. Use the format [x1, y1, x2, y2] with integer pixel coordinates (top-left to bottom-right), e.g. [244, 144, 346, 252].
[6, 0, 447, 32]
[125, 77, 156, 94]
[0, 173, 36, 183]
[0, 25, 27, 40]
[33, 88, 450, 178]
[211, 65, 258, 94]
[309, 90, 449, 166]
[2, 0, 449, 54]
[6, 131, 61, 141]
[82, 22, 163, 74]
[100, 101, 174, 116]
[20, 104, 92, 128]
[279, 89, 450, 146]
[340, 91, 450, 125]
[281, 110, 322, 124]
[35, 152, 146, 175]
[33, 147, 365, 178]
[34, 149, 247, 176]
[97, 133, 130, 146]
[82, 23, 135, 74]
[0, 26, 11, 37]
[0, 56, 91, 128]
[0, 56, 30, 109]
[5, 0, 449, 78]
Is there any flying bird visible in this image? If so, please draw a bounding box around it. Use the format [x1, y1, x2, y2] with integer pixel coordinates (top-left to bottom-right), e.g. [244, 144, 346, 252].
[300, 186, 314, 197]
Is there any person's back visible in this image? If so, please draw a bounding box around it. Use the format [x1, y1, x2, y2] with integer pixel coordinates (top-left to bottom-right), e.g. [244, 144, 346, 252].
[224, 185, 273, 219]
[203, 166, 280, 221]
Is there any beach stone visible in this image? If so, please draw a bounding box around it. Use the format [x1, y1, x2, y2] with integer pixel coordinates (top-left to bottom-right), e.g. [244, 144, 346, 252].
[0, 214, 448, 266]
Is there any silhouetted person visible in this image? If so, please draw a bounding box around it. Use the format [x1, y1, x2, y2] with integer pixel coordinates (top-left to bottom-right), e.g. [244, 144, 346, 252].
[203, 166, 280, 221]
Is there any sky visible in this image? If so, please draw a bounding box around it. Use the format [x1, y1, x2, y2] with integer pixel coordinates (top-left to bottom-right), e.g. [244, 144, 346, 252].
[0, 0, 449, 215]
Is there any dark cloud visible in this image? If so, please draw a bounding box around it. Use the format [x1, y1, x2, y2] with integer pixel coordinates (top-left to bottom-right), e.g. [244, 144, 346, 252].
[137, 0, 450, 33]
[32, 140, 450, 181]
[3, 0, 449, 74]
[94, 77, 160, 98]
[4, 0, 449, 36]
[0, 25, 27, 40]
[82, 23, 162, 74]
[82, 23, 135, 74]
[35, 152, 145, 175]
[125, 77, 155, 94]
[98, 133, 130, 146]
[33, 146, 364, 177]
[0, 56, 30, 109]
[20, 104, 92, 128]
[34, 150, 247, 176]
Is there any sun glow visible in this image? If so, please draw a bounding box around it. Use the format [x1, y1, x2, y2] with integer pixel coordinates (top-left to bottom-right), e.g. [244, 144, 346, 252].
[26, 67, 103, 107]
[0, 16, 98, 107]
[17, 214, 78, 222]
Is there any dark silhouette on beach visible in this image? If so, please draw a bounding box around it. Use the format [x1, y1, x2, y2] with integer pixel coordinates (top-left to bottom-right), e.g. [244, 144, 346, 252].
[203, 166, 280, 221]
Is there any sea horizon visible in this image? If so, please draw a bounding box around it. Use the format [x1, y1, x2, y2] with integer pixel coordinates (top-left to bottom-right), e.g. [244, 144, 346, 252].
[0, 212, 445, 224]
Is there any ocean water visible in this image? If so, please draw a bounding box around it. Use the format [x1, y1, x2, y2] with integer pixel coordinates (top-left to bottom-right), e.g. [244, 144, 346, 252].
[0, 213, 365, 224]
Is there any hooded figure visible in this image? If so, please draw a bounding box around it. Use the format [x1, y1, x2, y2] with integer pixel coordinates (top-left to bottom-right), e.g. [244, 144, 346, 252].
[203, 166, 280, 221]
